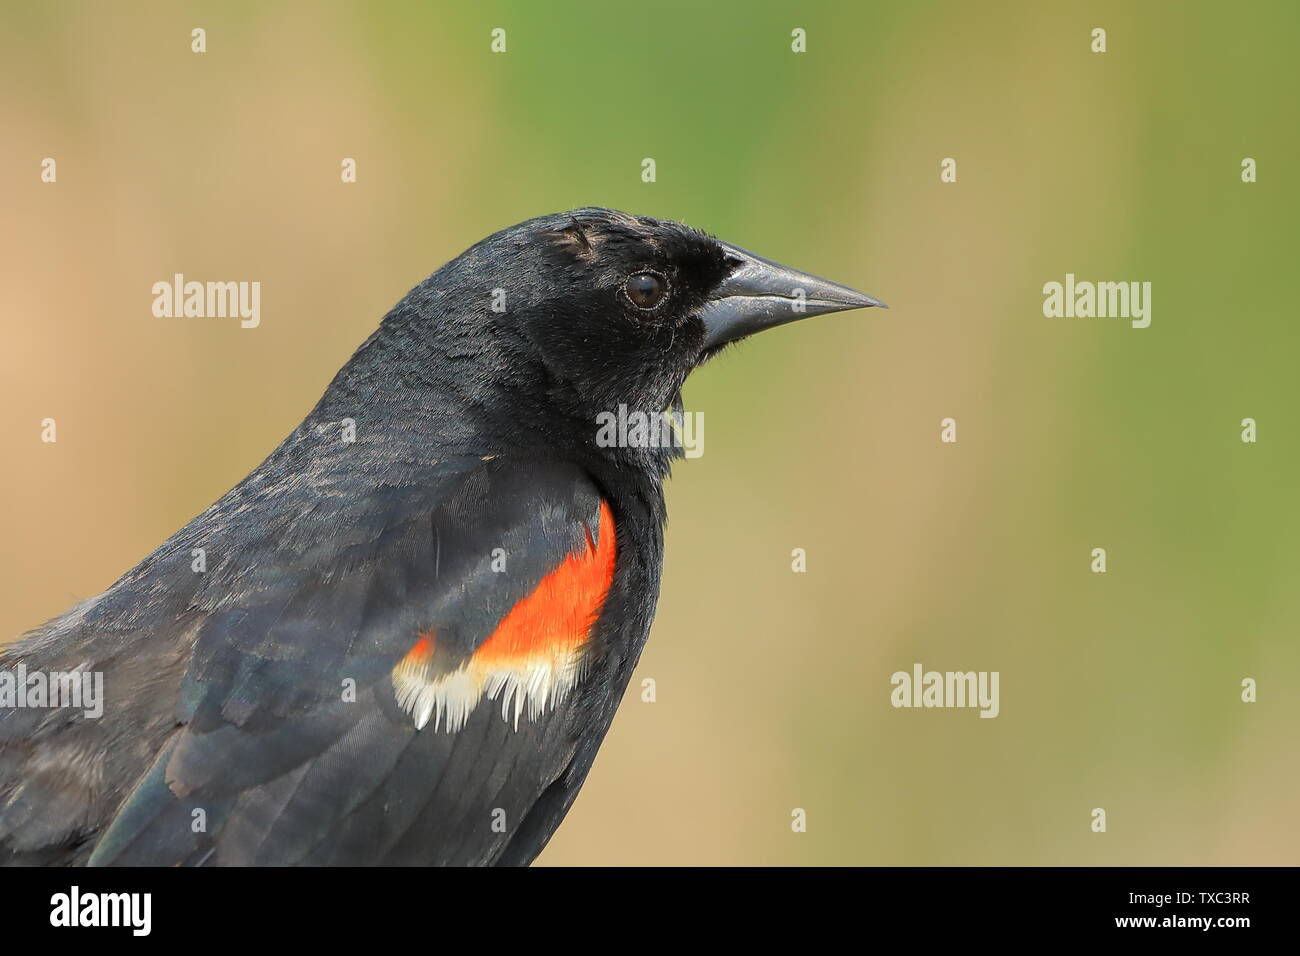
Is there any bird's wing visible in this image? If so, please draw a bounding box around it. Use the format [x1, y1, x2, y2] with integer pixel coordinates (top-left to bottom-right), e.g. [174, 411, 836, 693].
[82, 456, 618, 866]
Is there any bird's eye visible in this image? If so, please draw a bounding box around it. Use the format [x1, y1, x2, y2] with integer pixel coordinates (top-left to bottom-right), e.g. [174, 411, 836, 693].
[624, 271, 667, 310]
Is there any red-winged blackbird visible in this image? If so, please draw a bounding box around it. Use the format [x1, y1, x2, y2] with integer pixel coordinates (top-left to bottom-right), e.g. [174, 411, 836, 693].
[0, 208, 884, 866]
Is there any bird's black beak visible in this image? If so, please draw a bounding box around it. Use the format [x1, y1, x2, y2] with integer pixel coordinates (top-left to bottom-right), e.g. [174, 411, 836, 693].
[700, 241, 887, 348]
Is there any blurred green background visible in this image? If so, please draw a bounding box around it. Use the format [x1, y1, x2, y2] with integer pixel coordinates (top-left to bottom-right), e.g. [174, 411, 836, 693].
[2, 0, 1297, 865]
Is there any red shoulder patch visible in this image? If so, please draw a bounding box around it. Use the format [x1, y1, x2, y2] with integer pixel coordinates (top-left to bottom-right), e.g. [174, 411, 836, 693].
[474, 499, 616, 666]
[393, 501, 617, 731]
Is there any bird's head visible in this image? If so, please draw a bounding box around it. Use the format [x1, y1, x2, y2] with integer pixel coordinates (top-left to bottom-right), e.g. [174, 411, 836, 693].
[341, 208, 885, 468]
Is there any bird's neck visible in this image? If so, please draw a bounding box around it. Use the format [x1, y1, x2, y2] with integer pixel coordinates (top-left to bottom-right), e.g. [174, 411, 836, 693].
[285, 324, 682, 491]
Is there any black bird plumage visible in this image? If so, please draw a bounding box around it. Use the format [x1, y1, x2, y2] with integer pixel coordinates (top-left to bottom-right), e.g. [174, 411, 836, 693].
[0, 208, 883, 865]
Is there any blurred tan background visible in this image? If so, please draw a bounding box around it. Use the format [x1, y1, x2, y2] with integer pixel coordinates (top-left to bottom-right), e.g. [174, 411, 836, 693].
[2, 0, 1297, 865]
